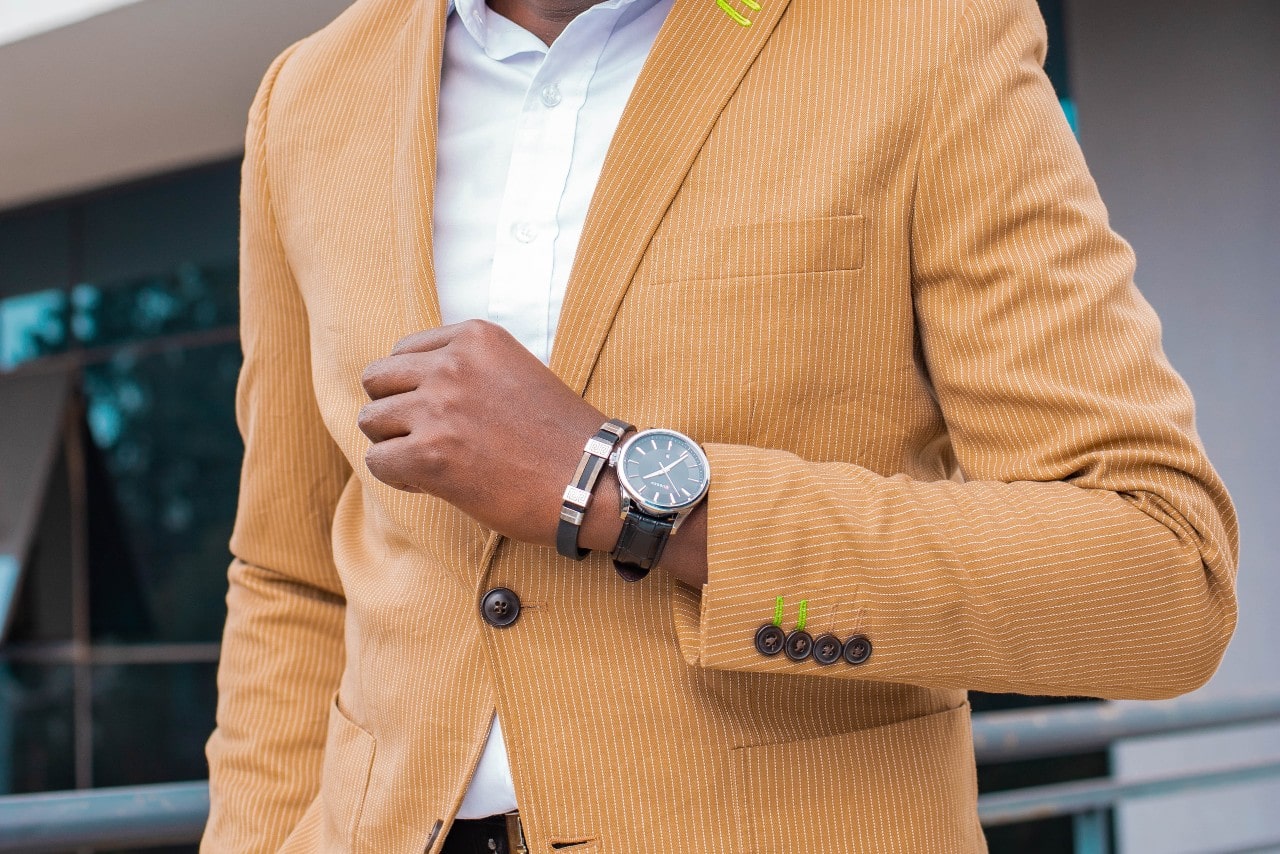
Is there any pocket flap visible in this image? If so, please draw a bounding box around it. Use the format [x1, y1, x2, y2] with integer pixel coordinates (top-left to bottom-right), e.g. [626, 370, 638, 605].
[642, 214, 865, 283]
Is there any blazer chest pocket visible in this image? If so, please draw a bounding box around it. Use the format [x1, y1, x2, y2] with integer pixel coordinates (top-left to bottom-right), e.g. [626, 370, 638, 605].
[640, 214, 864, 285]
[320, 693, 377, 847]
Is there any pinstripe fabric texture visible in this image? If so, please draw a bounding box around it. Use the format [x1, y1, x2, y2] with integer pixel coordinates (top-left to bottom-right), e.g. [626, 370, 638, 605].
[203, 0, 1238, 851]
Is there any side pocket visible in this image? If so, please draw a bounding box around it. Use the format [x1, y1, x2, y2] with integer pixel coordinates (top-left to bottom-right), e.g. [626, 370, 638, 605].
[319, 693, 377, 846]
[731, 702, 984, 854]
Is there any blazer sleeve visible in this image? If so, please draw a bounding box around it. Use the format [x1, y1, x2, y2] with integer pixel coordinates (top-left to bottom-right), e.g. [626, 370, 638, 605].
[203, 44, 352, 853]
[671, 0, 1238, 700]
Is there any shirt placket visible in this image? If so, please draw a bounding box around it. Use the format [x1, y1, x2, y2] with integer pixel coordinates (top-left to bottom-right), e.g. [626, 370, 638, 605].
[486, 14, 617, 365]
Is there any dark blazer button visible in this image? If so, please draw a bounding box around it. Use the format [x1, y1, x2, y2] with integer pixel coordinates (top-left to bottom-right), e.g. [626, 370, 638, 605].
[480, 587, 521, 628]
[784, 630, 813, 662]
[843, 634, 873, 665]
[754, 624, 786, 656]
[812, 633, 843, 665]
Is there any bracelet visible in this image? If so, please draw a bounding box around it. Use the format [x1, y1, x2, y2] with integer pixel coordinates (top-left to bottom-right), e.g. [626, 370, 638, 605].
[555, 418, 634, 560]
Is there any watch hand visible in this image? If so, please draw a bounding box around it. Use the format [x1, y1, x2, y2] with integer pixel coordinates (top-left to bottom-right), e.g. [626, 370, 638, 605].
[643, 453, 688, 479]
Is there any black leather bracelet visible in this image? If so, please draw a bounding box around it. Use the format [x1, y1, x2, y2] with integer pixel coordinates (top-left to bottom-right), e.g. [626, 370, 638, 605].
[555, 418, 634, 561]
[611, 510, 674, 582]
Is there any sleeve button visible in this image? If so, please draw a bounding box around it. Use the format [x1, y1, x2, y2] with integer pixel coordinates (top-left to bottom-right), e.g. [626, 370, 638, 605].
[754, 624, 786, 656]
[812, 633, 843, 665]
[784, 630, 813, 661]
[842, 635, 872, 665]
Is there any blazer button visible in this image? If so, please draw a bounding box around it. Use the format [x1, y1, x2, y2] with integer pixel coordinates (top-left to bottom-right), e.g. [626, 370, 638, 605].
[812, 633, 843, 665]
[480, 587, 521, 628]
[843, 635, 873, 665]
[754, 624, 786, 656]
[784, 630, 813, 662]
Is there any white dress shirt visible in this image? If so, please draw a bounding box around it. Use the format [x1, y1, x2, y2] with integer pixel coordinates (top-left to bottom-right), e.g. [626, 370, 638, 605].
[434, 0, 674, 818]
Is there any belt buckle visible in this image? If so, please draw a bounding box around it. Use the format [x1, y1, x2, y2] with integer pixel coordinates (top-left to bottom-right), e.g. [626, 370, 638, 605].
[504, 812, 527, 854]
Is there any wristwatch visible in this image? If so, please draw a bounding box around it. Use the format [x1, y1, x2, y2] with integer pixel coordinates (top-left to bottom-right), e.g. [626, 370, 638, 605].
[609, 428, 711, 581]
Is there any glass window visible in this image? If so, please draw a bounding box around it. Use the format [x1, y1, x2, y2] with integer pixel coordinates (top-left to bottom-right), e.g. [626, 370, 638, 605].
[91, 663, 217, 788]
[72, 262, 238, 350]
[0, 289, 68, 370]
[0, 664, 75, 795]
[83, 343, 242, 643]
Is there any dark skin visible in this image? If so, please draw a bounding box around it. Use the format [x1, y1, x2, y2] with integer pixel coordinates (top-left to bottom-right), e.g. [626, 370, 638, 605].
[487, 0, 604, 44]
[359, 320, 711, 589]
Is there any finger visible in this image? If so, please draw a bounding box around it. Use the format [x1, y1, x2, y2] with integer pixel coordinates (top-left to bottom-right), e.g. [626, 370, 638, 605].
[364, 436, 425, 493]
[357, 398, 414, 443]
[390, 321, 474, 356]
[362, 354, 425, 400]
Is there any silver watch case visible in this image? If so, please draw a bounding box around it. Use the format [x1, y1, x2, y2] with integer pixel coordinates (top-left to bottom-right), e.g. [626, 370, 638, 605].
[610, 428, 711, 532]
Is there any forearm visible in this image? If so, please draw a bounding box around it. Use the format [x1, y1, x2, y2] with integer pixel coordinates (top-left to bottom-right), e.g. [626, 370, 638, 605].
[577, 464, 710, 589]
[674, 443, 1235, 700]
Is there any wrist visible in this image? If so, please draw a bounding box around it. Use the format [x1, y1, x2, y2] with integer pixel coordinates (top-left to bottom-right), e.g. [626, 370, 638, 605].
[578, 465, 624, 553]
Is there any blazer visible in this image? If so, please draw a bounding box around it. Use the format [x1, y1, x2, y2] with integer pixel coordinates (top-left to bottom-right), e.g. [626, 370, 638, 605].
[203, 0, 1238, 851]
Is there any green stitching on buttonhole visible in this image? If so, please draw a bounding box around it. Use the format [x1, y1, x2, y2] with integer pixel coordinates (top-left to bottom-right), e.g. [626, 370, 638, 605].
[716, 0, 754, 27]
[796, 599, 809, 632]
[772, 596, 785, 627]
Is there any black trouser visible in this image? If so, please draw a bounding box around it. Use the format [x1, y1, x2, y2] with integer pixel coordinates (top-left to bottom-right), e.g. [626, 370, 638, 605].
[440, 815, 524, 854]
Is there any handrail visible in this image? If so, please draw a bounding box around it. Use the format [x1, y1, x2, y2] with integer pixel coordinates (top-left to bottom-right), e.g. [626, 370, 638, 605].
[978, 756, 1280, 826]
[1, 690, 1278, 853]
[971, 690, 1280, 764]
[0, 781, 208, 853]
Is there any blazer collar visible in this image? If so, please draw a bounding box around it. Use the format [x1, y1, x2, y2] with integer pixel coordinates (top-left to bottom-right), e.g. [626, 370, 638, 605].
[392, 0, 793, 382]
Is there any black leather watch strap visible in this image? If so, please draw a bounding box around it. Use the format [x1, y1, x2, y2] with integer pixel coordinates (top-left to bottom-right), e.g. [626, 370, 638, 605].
[611, 509, 675, 582]
[556, 418, 634, 561]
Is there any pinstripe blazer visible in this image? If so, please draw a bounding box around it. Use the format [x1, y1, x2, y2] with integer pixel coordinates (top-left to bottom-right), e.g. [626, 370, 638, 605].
[203, 0, 1238, 851]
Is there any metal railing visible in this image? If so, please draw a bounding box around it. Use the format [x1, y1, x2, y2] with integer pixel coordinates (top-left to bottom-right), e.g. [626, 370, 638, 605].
[2, 689, 1279, 853]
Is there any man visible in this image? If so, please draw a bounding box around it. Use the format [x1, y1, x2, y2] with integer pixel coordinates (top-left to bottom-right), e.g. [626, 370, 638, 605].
[203, 0, 1238, 850]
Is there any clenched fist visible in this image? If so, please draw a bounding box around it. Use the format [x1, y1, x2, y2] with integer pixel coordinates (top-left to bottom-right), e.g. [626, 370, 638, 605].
[358, 319, 609, 546]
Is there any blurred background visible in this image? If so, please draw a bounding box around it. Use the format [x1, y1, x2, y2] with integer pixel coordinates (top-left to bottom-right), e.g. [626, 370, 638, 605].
[0, 1, 1276, 852]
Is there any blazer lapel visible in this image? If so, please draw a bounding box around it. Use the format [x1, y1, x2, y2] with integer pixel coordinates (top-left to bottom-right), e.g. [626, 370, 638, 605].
[391, 0, 499, 581]
[392, 0, 447, 333]
[548, 0, 794, 395]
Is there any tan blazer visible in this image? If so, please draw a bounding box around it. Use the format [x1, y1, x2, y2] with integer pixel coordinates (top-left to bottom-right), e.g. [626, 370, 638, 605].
[203, 0, 1238, 850]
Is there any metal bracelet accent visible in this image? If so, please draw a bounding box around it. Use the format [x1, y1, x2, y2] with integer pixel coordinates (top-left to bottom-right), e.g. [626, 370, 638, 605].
[555, 418, 634, 560]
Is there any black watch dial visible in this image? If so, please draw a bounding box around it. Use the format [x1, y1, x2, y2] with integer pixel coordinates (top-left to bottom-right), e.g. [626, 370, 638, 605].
[618, 430, 710, 513]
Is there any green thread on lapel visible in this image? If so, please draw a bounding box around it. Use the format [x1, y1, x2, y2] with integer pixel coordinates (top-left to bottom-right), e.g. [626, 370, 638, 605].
[796, 599, 809, 632]
[716, 0, 754, 27]
[772, 596, 785, 627]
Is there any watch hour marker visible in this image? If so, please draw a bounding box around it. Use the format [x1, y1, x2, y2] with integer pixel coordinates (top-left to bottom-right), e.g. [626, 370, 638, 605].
[650, 438, 658, 450]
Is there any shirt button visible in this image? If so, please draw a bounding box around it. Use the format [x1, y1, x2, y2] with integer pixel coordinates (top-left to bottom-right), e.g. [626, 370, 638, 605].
[539, 83, 563, 108]
[480, 587, 521, 628]
[511, 222, 537, 244]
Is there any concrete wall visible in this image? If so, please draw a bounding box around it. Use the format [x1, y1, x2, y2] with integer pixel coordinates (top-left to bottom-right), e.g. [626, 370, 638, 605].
[1066, 2, 1280, 851]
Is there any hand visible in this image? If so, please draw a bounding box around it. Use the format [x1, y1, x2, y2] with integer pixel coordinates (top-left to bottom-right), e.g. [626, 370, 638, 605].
[358, 320, 616, 548]
[358, 319, 710, 587]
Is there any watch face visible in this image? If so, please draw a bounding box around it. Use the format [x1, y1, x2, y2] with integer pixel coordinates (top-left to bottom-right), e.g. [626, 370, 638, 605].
[617, 430, 710, 513]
